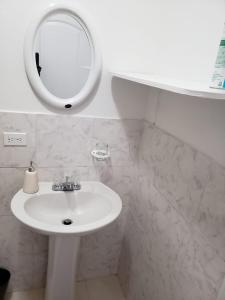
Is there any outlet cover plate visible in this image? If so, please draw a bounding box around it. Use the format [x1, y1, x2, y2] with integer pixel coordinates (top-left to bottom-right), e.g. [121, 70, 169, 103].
[3, 132, 27, 146]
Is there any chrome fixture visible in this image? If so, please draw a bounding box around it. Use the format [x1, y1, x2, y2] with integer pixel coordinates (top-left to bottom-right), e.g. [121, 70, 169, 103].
[52, 176, 81, 192]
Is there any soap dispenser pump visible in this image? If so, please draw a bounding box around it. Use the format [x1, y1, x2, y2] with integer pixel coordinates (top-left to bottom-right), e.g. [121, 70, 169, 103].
[23, 161, 39, 194]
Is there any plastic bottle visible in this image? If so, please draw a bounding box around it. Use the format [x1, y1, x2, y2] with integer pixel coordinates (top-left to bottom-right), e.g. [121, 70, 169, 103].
[211, 23, 225, 89]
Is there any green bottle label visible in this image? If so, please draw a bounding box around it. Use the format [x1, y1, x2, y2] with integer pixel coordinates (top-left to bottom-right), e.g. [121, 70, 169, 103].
[210, 24, 225, 89]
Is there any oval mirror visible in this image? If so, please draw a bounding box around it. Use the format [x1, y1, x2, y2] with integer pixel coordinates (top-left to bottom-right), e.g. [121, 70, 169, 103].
[24, 4, 101, 110]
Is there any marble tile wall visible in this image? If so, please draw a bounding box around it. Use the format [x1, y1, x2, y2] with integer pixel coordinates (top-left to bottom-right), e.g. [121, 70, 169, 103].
[118, 121, 225, 300]
[0, 112, 141, 292]
[1, 111, 225, 298]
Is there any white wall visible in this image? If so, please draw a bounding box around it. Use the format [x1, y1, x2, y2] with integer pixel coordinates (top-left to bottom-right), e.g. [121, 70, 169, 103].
[1, 0, 225, 165]
[136, 0, 225, 167]
[140, 0, 225, 167]
[146, 89, 225, 166]
[0, 0, 149, 118]
[1, 0, 224, 117]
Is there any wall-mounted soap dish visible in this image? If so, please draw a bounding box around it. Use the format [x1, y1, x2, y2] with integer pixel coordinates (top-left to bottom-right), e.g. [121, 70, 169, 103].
[91, 143, 110, 161]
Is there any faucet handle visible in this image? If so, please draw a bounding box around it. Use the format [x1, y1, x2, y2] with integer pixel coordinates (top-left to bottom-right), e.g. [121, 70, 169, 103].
[72, 173, 81, 190]
[52, 172, 81, 191]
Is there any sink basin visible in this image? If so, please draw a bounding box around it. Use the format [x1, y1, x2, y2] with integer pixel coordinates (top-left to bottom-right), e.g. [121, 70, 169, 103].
[11, 181, 122, 300]
[11, 181, 122, 235]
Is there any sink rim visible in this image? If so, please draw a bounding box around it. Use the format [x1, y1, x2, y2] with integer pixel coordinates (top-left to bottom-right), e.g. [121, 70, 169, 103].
[11, 181, 122, 236]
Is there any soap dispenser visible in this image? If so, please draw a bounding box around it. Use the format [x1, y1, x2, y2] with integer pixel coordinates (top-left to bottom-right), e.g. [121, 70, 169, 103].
[23, 161, 39, 194]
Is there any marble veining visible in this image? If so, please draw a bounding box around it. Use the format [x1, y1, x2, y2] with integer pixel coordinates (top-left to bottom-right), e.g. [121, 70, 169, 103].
[0, 113, 36, 167]
[1, 111, 225, 299]
[35, 115, 94, 167]
[119, 120, 225, 300]
[138, 121, 225, 261]
[0, 112, 139, 292]
[0, 216, 47, 292]
[0, 168, 25, 216]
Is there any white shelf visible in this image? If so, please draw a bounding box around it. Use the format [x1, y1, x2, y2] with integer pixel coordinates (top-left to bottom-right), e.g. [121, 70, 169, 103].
[112, 71, 225, 100]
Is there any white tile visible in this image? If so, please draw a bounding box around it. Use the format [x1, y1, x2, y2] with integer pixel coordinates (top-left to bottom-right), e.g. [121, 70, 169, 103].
[5, 288, 44, 300]
[86, 275, 125, 300]
[92, 119, 143, 167]
[0, 112, 141, 292]
[0, 168, 25, 216]
[76, 281, 89, 300]
[0, 112, 36, 167]
[78, 221, 123, 280]
[35, 114, 94, 167]
[6, 277, 125, 300]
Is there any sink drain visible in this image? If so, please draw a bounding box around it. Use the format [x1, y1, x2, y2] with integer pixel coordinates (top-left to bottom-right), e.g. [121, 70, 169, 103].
[62, 218, 73, 225]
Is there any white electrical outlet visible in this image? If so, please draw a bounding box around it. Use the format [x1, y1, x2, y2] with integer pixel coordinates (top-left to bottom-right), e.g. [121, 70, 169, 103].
[3, 132, 27, 146]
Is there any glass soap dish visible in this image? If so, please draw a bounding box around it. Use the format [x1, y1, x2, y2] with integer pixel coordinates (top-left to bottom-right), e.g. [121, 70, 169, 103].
[91, 143, 110, 161]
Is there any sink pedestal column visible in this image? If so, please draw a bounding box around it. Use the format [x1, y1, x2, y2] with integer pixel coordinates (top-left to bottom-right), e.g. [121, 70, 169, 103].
[45, 235, 80, 300]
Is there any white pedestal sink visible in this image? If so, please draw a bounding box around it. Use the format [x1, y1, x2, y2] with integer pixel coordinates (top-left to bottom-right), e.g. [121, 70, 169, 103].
[11, 182, 122, 300]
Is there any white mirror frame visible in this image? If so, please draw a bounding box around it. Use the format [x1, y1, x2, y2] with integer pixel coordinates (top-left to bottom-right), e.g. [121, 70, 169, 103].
[24, 4, 101, 110]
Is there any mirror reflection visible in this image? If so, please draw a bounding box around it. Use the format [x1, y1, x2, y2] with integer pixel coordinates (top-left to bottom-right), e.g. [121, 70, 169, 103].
[34, 14, 92, 99]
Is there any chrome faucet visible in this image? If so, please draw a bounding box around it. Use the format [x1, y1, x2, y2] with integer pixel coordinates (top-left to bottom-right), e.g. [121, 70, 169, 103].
[52, 176, 81, 192]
